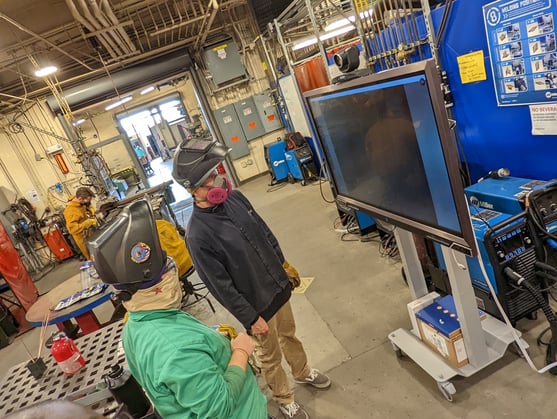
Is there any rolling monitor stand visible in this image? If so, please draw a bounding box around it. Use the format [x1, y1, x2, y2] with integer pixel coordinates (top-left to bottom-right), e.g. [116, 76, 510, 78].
[388, 229, 526, 401]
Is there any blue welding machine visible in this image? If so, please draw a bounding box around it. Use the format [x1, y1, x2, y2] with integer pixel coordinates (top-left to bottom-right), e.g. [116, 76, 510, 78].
[464, 176, 552, 215]
[433, 206, 544, 323]
[265, 141, 289, 183]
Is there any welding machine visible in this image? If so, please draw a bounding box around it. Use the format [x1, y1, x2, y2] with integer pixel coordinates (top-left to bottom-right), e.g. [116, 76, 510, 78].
[264, 140, 289, 184]
[467, 208, 545, 323]
[464, 176, 553, 215]
[285, 144, 317, 185]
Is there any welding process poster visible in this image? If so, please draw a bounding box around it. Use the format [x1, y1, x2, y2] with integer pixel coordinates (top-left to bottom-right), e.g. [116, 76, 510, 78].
[484, 0, 557, 106]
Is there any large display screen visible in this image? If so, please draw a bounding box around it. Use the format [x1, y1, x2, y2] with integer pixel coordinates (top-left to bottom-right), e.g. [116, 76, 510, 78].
[305, 60, 476, 255]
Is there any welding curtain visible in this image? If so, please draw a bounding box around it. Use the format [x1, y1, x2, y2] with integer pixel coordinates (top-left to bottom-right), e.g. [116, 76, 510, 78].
[0, 222, 38, 310]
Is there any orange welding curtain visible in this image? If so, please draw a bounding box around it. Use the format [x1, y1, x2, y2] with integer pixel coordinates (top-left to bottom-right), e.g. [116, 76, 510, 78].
[0, 222, 38, 310]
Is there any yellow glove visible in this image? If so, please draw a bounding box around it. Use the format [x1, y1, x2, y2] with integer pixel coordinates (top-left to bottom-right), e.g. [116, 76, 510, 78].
[283, 260, 301, 289]
[83, 218, 97, 228]
[217, 324, 238, 338]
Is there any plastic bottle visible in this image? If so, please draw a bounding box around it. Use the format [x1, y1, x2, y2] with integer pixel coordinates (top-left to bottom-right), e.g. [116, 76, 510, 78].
[50, 332, 86, 376]
[80, 262, 91, 289]
[87, 262, 101, 286]
[103, 364, 151, 417]
[80, 261, 100, 288]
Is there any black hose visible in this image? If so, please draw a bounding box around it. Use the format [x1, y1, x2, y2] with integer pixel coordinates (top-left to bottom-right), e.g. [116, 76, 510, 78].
[507, 267, 557, 374]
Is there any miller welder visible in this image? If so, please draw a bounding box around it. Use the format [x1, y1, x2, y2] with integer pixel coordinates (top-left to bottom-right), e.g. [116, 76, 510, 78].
[264, 140, 289, 184]
[464, 176, 553, 215]
[468, 208, 546, 324]
[431, 176, 551, 319]
[285, 144, 317, 185]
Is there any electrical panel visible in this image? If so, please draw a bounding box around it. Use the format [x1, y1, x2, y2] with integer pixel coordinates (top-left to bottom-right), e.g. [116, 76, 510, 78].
[203, 40, 247, 88]
[212, 104, 250, 160]
[253, 91, 283, 133]
[233, 97, 266, 141]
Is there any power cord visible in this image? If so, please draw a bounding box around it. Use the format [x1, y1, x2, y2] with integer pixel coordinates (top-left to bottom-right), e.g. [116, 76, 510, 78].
[473, 217, 557, 374]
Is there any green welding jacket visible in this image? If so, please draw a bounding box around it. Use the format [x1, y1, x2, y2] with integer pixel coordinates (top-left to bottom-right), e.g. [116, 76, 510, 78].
[123, 309, 267, 419]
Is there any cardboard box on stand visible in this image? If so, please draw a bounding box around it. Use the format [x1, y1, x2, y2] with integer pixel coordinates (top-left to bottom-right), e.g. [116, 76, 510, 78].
[416, 295, 487, 368]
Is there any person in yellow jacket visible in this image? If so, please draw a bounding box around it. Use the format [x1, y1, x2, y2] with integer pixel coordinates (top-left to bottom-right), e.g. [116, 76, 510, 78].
[155, 218, 192, 277]
[63, 187, 97, 260]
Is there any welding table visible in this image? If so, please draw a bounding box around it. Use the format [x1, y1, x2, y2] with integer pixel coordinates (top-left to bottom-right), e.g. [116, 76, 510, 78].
[25, 273, 114, 335]
[0, 321, 125, 417]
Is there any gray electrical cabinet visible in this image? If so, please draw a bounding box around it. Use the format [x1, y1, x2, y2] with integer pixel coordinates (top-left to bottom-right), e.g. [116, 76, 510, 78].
[253, 91, 283, 133]
[213, 104, 250, 160]
[233, 97, 266, 141]
[203, 40, 247, 88]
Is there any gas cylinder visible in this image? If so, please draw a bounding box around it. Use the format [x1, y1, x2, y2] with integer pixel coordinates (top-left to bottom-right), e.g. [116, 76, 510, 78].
[50, 331, 86, 376]
[103, 364, 151, 417]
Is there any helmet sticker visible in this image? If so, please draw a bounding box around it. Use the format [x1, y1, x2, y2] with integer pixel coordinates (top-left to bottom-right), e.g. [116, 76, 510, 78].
[131, 242, 151, 264]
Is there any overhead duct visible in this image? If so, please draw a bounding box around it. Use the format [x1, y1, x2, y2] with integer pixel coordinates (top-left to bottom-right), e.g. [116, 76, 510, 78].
[46, 50, 192, 114]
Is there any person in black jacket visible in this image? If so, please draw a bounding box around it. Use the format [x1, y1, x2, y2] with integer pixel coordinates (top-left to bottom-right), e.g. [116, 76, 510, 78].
[172, 139, 331, 419]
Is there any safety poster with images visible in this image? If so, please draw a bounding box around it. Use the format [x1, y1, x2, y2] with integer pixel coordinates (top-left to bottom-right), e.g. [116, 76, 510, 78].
[483, 0, 557, 106]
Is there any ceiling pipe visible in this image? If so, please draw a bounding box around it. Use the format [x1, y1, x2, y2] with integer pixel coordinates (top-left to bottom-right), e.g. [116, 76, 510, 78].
[195, 0, 219, 49]
[0, 11, 93, 71]
[0, 25, 226, 105]
[100, 0, 137, 54]
[87, 0, 131, 55]
[75, 0, 124, 57]
[65, 0, 119, 58]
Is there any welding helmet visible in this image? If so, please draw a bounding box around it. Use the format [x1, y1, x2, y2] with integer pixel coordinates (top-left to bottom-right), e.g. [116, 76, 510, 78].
[172, 139, 230, 189]
[86, 199, 166, 300]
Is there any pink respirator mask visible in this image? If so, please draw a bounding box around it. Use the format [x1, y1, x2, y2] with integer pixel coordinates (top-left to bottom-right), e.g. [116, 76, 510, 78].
[205, 175, 232, 205]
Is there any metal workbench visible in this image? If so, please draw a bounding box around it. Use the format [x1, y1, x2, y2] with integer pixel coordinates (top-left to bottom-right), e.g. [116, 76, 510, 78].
[0, 321, 125, 416]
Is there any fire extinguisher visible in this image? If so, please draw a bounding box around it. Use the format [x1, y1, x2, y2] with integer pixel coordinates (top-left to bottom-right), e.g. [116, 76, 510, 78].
[50, 331, 86, 376]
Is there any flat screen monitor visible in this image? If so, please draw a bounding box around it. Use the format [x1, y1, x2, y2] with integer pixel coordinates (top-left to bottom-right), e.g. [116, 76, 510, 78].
[304, 60, 476, 255]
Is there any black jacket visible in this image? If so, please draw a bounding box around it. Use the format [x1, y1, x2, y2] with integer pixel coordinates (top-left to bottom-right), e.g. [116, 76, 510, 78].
[186, 190, 290, 328]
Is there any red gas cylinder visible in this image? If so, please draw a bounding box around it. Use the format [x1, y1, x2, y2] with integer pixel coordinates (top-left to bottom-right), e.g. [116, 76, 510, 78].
[50, 332, 86, 376]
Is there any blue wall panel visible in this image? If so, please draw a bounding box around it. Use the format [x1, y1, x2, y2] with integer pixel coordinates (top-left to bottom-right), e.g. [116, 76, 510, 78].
[439, 0, 557, 181]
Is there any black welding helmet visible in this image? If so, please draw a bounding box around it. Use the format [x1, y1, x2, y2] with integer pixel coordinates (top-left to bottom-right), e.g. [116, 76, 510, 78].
[86, 199, 166, 291]
[172, 139, 230, 188]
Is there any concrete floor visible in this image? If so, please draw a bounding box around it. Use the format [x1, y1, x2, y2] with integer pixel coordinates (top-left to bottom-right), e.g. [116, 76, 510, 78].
[2, 175, 557, 418]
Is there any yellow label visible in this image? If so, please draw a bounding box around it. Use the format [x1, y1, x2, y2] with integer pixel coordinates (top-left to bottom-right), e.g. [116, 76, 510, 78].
[457, 50, 487, 84]
[213, 44, 227, 51]
[262, 61, 268, 71]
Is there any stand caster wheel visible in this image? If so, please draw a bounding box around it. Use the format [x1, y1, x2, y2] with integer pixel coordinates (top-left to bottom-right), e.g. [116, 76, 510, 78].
[391, 342, 404, 358]
[509, 341, 525, 358]
[437, 381, 456, 402]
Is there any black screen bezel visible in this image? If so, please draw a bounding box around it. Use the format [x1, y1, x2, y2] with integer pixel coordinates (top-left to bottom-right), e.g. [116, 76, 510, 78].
[304, 60, 477, 256]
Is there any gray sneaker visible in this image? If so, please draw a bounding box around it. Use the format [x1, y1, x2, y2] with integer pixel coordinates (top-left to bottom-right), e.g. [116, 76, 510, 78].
[294, 368, 331, 389]
[279, 402, 309, 419]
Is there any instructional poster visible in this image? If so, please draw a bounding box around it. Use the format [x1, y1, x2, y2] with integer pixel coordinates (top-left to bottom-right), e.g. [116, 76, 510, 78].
[484, 0, 557, 106]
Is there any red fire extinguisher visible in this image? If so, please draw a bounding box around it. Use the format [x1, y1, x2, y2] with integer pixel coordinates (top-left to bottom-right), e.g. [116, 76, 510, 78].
[50, 332, 86, 376]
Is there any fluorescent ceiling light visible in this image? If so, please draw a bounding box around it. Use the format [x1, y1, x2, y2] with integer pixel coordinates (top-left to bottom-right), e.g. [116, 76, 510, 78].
[292, 25, 356, 51]
[105, 96, 133, 111]
[140, 86, 155, 95]
[325, 17, 355, 31]
[72, 119, 85, 126]
[324, 9, 374, 31]
[34, 66, 58, 77]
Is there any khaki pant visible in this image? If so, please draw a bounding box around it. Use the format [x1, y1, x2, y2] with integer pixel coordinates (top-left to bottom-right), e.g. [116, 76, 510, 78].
[253, 300, 311, 404]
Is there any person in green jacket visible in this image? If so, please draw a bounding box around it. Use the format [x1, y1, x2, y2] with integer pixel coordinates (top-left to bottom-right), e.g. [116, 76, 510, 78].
[87, 199, 268, 419]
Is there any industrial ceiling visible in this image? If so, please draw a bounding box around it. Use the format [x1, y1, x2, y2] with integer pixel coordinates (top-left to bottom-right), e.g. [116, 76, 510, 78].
[0, 0, 254, 114]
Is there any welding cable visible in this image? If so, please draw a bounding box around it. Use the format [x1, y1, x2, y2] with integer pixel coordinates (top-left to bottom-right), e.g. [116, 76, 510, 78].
[505, 267, 557, 375]
[471, 241, 557, 373]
